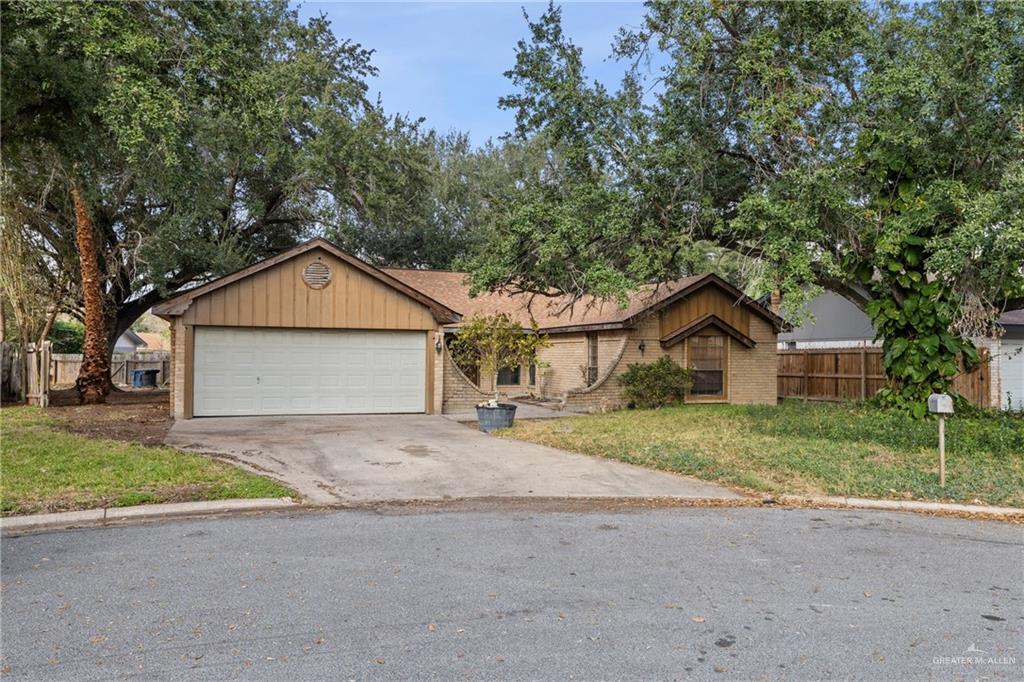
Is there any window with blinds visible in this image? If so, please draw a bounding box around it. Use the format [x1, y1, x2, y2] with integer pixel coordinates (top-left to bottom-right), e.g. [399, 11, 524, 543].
[586, 332, 599, 385]
[497, 365, 521, 386]
[689, 334, 725, 396]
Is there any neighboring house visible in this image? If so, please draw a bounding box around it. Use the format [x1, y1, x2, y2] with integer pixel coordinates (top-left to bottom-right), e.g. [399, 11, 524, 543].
[776, 290, 1023, 411]
[999, 310, 1024, 411]
[113, 329, 147, 353]
[153, 238, 784, 419]
[135, 332, 170, 351]
[777, 291, 877, 350]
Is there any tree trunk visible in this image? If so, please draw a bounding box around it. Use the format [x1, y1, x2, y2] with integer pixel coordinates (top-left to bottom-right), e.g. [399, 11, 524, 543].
[72, 185, 110, 404]
[37, 304, 58, 347]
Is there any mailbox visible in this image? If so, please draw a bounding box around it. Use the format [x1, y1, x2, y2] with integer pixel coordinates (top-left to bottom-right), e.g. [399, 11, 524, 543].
[928, 393, 954, 415]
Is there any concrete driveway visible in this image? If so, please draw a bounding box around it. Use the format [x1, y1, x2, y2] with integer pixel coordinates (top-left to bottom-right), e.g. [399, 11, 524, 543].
[166, 415, 741, 504]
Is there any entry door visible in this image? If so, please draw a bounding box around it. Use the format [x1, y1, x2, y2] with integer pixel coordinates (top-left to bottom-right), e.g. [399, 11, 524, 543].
[193, 327, 426, 416]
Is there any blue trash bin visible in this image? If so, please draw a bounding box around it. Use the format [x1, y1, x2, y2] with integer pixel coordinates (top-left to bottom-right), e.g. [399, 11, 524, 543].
[131, 369, 159, 388]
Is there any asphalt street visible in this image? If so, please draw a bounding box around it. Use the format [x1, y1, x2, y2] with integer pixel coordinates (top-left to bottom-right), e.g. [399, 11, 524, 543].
[1, 507, 1021, 681]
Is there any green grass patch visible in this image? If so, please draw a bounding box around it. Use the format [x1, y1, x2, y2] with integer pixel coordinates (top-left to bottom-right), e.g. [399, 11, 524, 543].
[502, 401, 1024, 506]
[1, 406, 294, 516]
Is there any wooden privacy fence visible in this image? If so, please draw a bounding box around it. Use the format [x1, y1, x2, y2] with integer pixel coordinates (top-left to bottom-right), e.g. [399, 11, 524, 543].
[50, 351, 171, 387]
[1, 341, 25, 403]
[778, 347, 991, 408]
[1, 341, 51, 406]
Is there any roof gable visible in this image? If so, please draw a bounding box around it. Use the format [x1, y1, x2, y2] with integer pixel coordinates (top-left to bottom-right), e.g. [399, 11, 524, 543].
[660, 313, 757, 349]
[631, 274, 784, 332]
[153, 238, 460, 324]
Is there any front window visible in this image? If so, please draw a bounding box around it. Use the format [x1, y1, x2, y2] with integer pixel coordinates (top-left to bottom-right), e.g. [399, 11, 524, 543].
[689, 334, 724, 397]
[497, 365, 521, 386]
[586, 332, 599, 385]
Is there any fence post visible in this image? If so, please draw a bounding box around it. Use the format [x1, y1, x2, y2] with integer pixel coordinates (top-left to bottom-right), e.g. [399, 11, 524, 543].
[834, 352, 840, 401]
[40, 342, 50, 407]
[860, 347, 867, 400]
[802, 350, 809, 401]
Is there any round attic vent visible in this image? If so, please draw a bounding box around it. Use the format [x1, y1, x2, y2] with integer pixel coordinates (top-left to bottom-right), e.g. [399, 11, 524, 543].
[302, 260, 332, 289]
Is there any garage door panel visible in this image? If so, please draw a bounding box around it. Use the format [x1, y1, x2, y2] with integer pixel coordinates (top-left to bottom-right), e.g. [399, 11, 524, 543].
[193, 327, 426, 416]
[1004, 340, 1024, 411]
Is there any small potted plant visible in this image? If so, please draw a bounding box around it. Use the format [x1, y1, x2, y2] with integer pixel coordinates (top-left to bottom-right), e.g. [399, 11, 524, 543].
[447, 313, 549, 432]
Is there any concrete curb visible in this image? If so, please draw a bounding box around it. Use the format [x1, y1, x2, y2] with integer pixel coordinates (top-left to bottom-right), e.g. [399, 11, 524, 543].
[3, 494, 1019, 534]
[775, 494, 1024, 519]
[1, 497, 300, 534]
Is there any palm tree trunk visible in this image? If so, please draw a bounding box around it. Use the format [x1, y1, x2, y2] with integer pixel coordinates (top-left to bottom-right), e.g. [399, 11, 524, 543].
[71, 184, 109, 404]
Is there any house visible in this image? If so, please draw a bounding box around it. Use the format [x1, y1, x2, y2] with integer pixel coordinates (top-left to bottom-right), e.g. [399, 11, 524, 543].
[776, 290, 877, 350]
[999, 310, 1024, 411]
[153, 238, 784, 419]
[777, 290, 1023, 411]
[386, 267, 784, 413]
[135, 332, 170, 352]
[113, 329, 148, 353]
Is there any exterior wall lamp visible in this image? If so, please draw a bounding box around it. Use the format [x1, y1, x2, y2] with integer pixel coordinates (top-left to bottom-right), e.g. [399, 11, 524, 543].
[638, 340, 646, 355]
[434, 336, 443, 353]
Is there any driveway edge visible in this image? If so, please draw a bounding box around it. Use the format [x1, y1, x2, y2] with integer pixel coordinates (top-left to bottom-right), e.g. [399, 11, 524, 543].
[1, 497, 300, 534]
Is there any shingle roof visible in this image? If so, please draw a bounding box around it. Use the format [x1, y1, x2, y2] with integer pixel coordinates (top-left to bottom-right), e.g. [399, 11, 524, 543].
[382, 268, 747, 332]
[136, 332, 169, 351]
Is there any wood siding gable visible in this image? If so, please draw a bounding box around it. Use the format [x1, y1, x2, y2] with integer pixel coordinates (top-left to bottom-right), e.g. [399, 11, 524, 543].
[658, 286, 752, 340]
[661, 313, 757, 349]
[181, 247, 439, 331]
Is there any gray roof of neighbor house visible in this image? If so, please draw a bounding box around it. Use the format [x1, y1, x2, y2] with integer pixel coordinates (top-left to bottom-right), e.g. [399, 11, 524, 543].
[383, 268, 784, 333]
[1000, 309, 1024, 328]
[776, 290, 876, 343]
[117, 329, 147, 347]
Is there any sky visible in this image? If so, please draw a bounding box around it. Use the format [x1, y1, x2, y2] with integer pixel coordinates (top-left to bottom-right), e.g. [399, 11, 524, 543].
[294, 1, 658, 146]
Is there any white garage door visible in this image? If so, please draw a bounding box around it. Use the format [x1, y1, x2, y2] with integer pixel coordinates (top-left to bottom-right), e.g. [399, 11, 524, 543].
[1003, 339, 1024, 411]
[193, 327, 426, 416]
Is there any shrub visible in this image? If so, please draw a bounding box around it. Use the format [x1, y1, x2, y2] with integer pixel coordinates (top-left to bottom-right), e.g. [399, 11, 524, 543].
[48, 320, 84, 353]
[617, 357, 693, 409]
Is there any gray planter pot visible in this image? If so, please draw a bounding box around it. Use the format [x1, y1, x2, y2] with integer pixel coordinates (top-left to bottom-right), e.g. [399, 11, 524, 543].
[476, 403, 517, 432]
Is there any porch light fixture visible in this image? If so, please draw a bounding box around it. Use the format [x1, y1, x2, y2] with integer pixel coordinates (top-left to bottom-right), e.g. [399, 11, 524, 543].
[434, 336, 443, 353]
[638, 340, 646, 355]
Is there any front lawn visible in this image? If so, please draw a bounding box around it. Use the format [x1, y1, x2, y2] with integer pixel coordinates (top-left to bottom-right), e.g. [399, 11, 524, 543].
[502, 401, 1024, 506]
[1, 406, 294, 516]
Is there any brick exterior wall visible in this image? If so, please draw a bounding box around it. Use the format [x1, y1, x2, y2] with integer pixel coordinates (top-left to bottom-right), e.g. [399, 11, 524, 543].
[431, 328, 444, 414]
[537, 330, 630, 397]
[723, 316, 777, 405]
[441, 344, 493, 412]
[561, 313, 778, 411]
[563, 315, 678, 411]
[170, 318, 186, 419]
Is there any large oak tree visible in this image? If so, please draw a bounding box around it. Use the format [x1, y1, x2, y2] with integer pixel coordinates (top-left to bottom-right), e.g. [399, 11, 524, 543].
[467, 1, 1024, 413]
[1, 0, 431, 398]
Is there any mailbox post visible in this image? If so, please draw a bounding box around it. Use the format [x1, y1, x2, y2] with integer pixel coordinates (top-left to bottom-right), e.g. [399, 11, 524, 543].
[927, 394, 954, 487]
